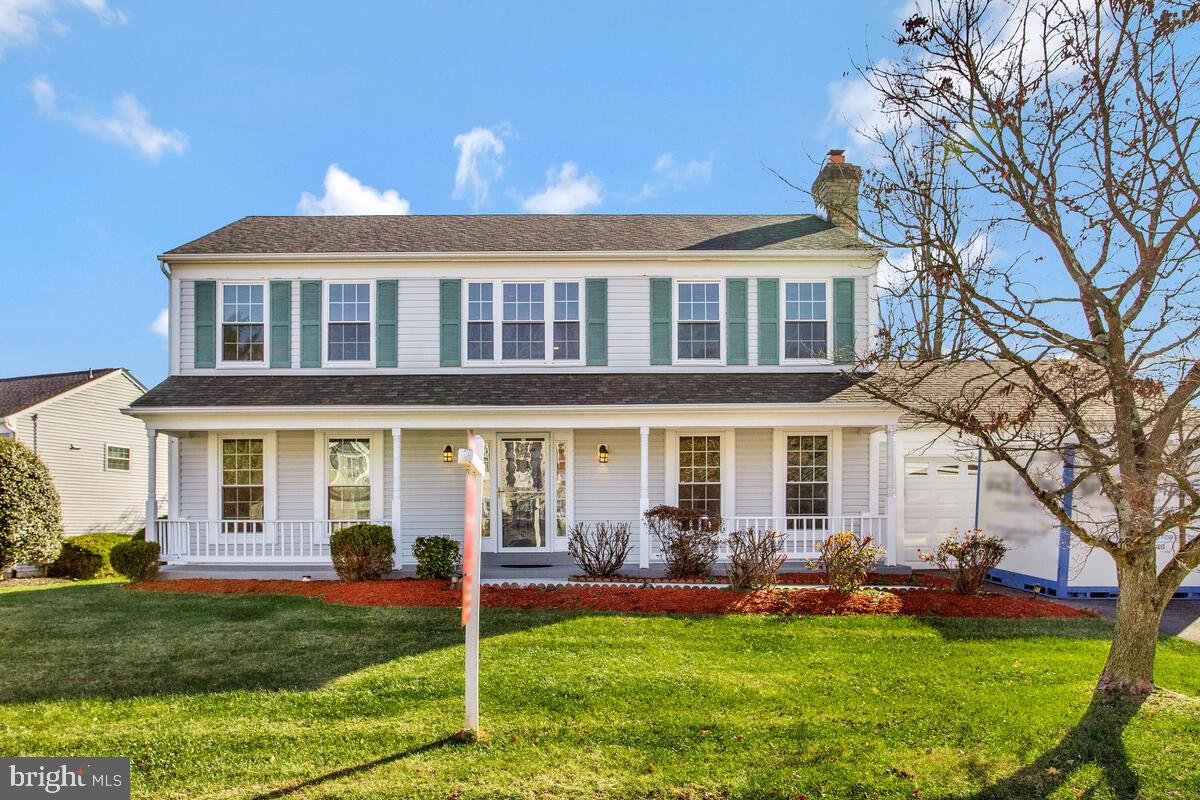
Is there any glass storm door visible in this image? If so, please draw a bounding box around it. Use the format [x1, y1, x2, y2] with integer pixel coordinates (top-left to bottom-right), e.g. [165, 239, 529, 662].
[499, 437, 547, 549]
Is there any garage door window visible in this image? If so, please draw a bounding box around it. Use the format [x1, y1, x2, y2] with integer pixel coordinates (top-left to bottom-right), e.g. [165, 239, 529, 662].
[786, 435, 828, 517]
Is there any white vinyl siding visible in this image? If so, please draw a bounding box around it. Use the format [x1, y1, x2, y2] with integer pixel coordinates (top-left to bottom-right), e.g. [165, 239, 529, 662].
[734, 428, 772, 517]
[178, 433, 208, 519]
[180, 280, 195, 371]
[854, 276, 869, 359]
[573, 428, 665, 567]
[399, 429, 467, 558]
[397, 278, 441, 370]
[608, 277, 651, 368]
[277, 430, 314, 519]
[841, 427, 871, 514]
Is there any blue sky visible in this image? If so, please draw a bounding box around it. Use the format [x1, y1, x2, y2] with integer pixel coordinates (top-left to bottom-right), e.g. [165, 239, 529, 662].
[0, 0, 902, 386]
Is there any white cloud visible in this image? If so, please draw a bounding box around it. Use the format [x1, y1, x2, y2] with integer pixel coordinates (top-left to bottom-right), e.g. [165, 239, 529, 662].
[520, 162, 601, 214]
[453, 125, 509, 210]
[150, 307, 168, 340]
[29, 76, 187, 161]
[297, 163, 411, 215]
[0, 0, 125, 59]
[635, 152, 715, 200]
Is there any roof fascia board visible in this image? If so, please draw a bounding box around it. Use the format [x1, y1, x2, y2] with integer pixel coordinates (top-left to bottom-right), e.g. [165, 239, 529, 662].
[161, 249, 882, 265]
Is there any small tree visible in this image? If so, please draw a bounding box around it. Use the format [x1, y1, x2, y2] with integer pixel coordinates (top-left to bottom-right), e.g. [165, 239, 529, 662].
[644, 505, 722, 579]
[810, 532, 885, 593]
[921, 529, 1007, 595]
[0, 438, 63, 573]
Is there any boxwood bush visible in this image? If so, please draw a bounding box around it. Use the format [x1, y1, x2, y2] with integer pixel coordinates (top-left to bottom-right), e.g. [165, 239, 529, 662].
[412, 535, 460, 580]
[0, 438, 63, 571]
[50, 532, 132, 579]
[111, 539, 161, 582]
[330, 524, 395, 581]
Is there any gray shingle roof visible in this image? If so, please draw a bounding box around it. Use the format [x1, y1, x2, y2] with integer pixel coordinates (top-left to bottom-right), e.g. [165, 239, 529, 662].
[131, 373, 879, 409]
[164, 214, 877, 256]
[0, 369, 119, 418]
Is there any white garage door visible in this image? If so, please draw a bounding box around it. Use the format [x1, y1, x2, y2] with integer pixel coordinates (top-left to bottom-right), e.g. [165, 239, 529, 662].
[903, 459, 979, 565]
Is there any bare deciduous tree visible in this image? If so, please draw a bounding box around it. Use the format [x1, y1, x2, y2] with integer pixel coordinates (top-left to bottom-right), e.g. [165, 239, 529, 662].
[830, 0, 1200, 696]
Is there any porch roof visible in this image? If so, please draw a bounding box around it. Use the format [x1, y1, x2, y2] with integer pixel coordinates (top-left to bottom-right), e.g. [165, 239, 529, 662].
[131, 372, 879, 409]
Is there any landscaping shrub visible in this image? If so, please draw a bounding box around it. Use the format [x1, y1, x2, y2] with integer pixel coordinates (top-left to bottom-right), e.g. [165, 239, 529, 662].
[49, 532, 131, 579]
[111, 539, 161, 582]
[568, 521, 632, 578]
[644, 504, 721, 579]
[920, 529, 1008, 595]
[811, 531, 885, 592]
[330, 524, 395, 581]
[725, 528, 786, 589]
[0, 438, 63, 572]
[412, 535, 460, 580]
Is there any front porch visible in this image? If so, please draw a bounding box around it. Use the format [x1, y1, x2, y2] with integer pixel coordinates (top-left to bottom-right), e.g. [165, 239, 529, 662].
[138, 405, 906, 569]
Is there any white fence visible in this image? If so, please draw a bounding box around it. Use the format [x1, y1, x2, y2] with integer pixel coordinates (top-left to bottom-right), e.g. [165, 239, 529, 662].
[712, 515, 887, 561]
[155, 519, 391, 563]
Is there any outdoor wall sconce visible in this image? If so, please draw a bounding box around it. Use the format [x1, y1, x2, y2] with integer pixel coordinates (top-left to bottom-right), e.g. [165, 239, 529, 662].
[442, 445, 454, 463]
[597, 444, 610, 464]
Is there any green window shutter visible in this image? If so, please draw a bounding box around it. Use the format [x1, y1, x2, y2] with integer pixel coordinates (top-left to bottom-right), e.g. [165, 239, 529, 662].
[376, 279, 398, 368]
[757, 278, 779, 365]
[439, 279, 461, 367]
[833, 277, 856, 363]
[649, 277, 672, 365]
[269, 281, 292, 368]
[300, 280, 322, 368]
[193, 280, 216, 368]
[585, 278, 608, 366]
[726, 278, 748, 365]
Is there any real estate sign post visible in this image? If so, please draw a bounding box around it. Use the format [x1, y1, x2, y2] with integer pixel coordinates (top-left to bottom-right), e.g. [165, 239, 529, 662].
[457, 432, 487, 735]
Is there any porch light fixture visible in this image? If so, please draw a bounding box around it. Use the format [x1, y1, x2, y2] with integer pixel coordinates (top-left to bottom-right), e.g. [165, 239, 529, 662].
[442, 445, 454, 463]
[597, 444, 610, 464]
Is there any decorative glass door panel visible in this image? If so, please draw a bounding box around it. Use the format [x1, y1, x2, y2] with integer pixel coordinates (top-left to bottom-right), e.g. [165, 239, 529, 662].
[499, 437, 547, 549]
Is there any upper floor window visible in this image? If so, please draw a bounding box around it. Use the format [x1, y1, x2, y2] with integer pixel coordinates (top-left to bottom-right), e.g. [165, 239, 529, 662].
[328, 283, 371, 363]
[553, 282, 580, 360]
[105, 445, 130, 472]
[784, 282, 828, 360]
[221, 283, 264, 363]
[465, 280, 583, 363]
[677, 282, 720, 360]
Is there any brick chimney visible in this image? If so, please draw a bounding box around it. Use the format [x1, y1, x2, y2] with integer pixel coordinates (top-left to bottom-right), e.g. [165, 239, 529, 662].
[811, 149, 862, 237]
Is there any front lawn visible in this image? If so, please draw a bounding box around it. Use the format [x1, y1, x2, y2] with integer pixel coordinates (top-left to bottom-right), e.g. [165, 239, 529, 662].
[0, 582, 1197, 799]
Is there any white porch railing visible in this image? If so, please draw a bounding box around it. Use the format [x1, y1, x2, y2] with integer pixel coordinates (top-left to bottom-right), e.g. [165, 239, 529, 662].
[716, 515, 888, 561]
[155, 520, 391, 562]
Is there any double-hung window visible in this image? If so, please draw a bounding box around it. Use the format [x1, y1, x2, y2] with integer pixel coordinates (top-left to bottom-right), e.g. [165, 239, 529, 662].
[784, 282, 828, 360]
[678, 435, 722, 516]
[221, 438, 264, 531]
[786, 435, 829, 518]
[327, 438, 371, 520]
[221, 283, 265, 363]
[677, 282, 721, 360]
[464, 280, 584, 363]
[467, 282, 494, 360]
[327, 283, 372, 363]
[502, 282, 545, 360]
[105, 445, 130, 472]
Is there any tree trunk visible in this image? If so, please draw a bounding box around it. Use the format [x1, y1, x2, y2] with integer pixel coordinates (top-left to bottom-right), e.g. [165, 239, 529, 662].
[1097, 547, 1166, 696]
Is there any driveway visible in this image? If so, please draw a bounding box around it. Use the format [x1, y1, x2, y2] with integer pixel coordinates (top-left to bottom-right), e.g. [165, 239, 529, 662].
[1058, 598, 1200, 644]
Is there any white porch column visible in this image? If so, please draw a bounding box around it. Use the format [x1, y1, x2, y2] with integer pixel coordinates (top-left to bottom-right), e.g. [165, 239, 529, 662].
[391, 428, 403, 566]
[885, 424, 900, 565]
[145, 427, 158, 544]
[638, 425, 650, 569]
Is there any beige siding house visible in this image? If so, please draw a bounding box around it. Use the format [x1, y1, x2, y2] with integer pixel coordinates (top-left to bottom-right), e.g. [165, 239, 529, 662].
[1, 368, 168, 535]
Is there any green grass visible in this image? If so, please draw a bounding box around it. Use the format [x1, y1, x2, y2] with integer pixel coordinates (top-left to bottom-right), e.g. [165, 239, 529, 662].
[0, 583, 1197, 800]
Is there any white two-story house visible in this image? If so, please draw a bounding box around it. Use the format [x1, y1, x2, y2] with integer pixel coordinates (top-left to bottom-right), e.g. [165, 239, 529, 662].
[130, 151, 917, 570]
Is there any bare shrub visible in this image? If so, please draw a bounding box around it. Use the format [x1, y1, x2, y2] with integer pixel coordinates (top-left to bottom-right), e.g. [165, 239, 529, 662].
[568, 521, 632, 578]
[810, 531, 885, 592]
[920, 529, 1008, 595]
[644, 504, 721, 579]
[725, 529, 786, 589]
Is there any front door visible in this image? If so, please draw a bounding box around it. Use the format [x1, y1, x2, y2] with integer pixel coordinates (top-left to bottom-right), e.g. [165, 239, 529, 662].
[498, 436, 548, 549]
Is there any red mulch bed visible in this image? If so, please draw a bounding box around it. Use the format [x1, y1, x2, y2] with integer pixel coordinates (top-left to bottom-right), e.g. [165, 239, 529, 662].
[131, 578, 1092, 619]
[570, 572, 953, 587]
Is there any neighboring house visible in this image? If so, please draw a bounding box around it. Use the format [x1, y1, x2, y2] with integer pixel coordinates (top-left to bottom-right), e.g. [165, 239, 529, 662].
[130, 151, 922, 568]
[1, 368, 168, 535]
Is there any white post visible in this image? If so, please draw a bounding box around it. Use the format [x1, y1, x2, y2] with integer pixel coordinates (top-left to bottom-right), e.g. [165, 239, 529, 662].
[885, 424, 900, 565]
[391, 428, 403, 567]
[145, 427, 158, 544]
[638, 425, 650, 570]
